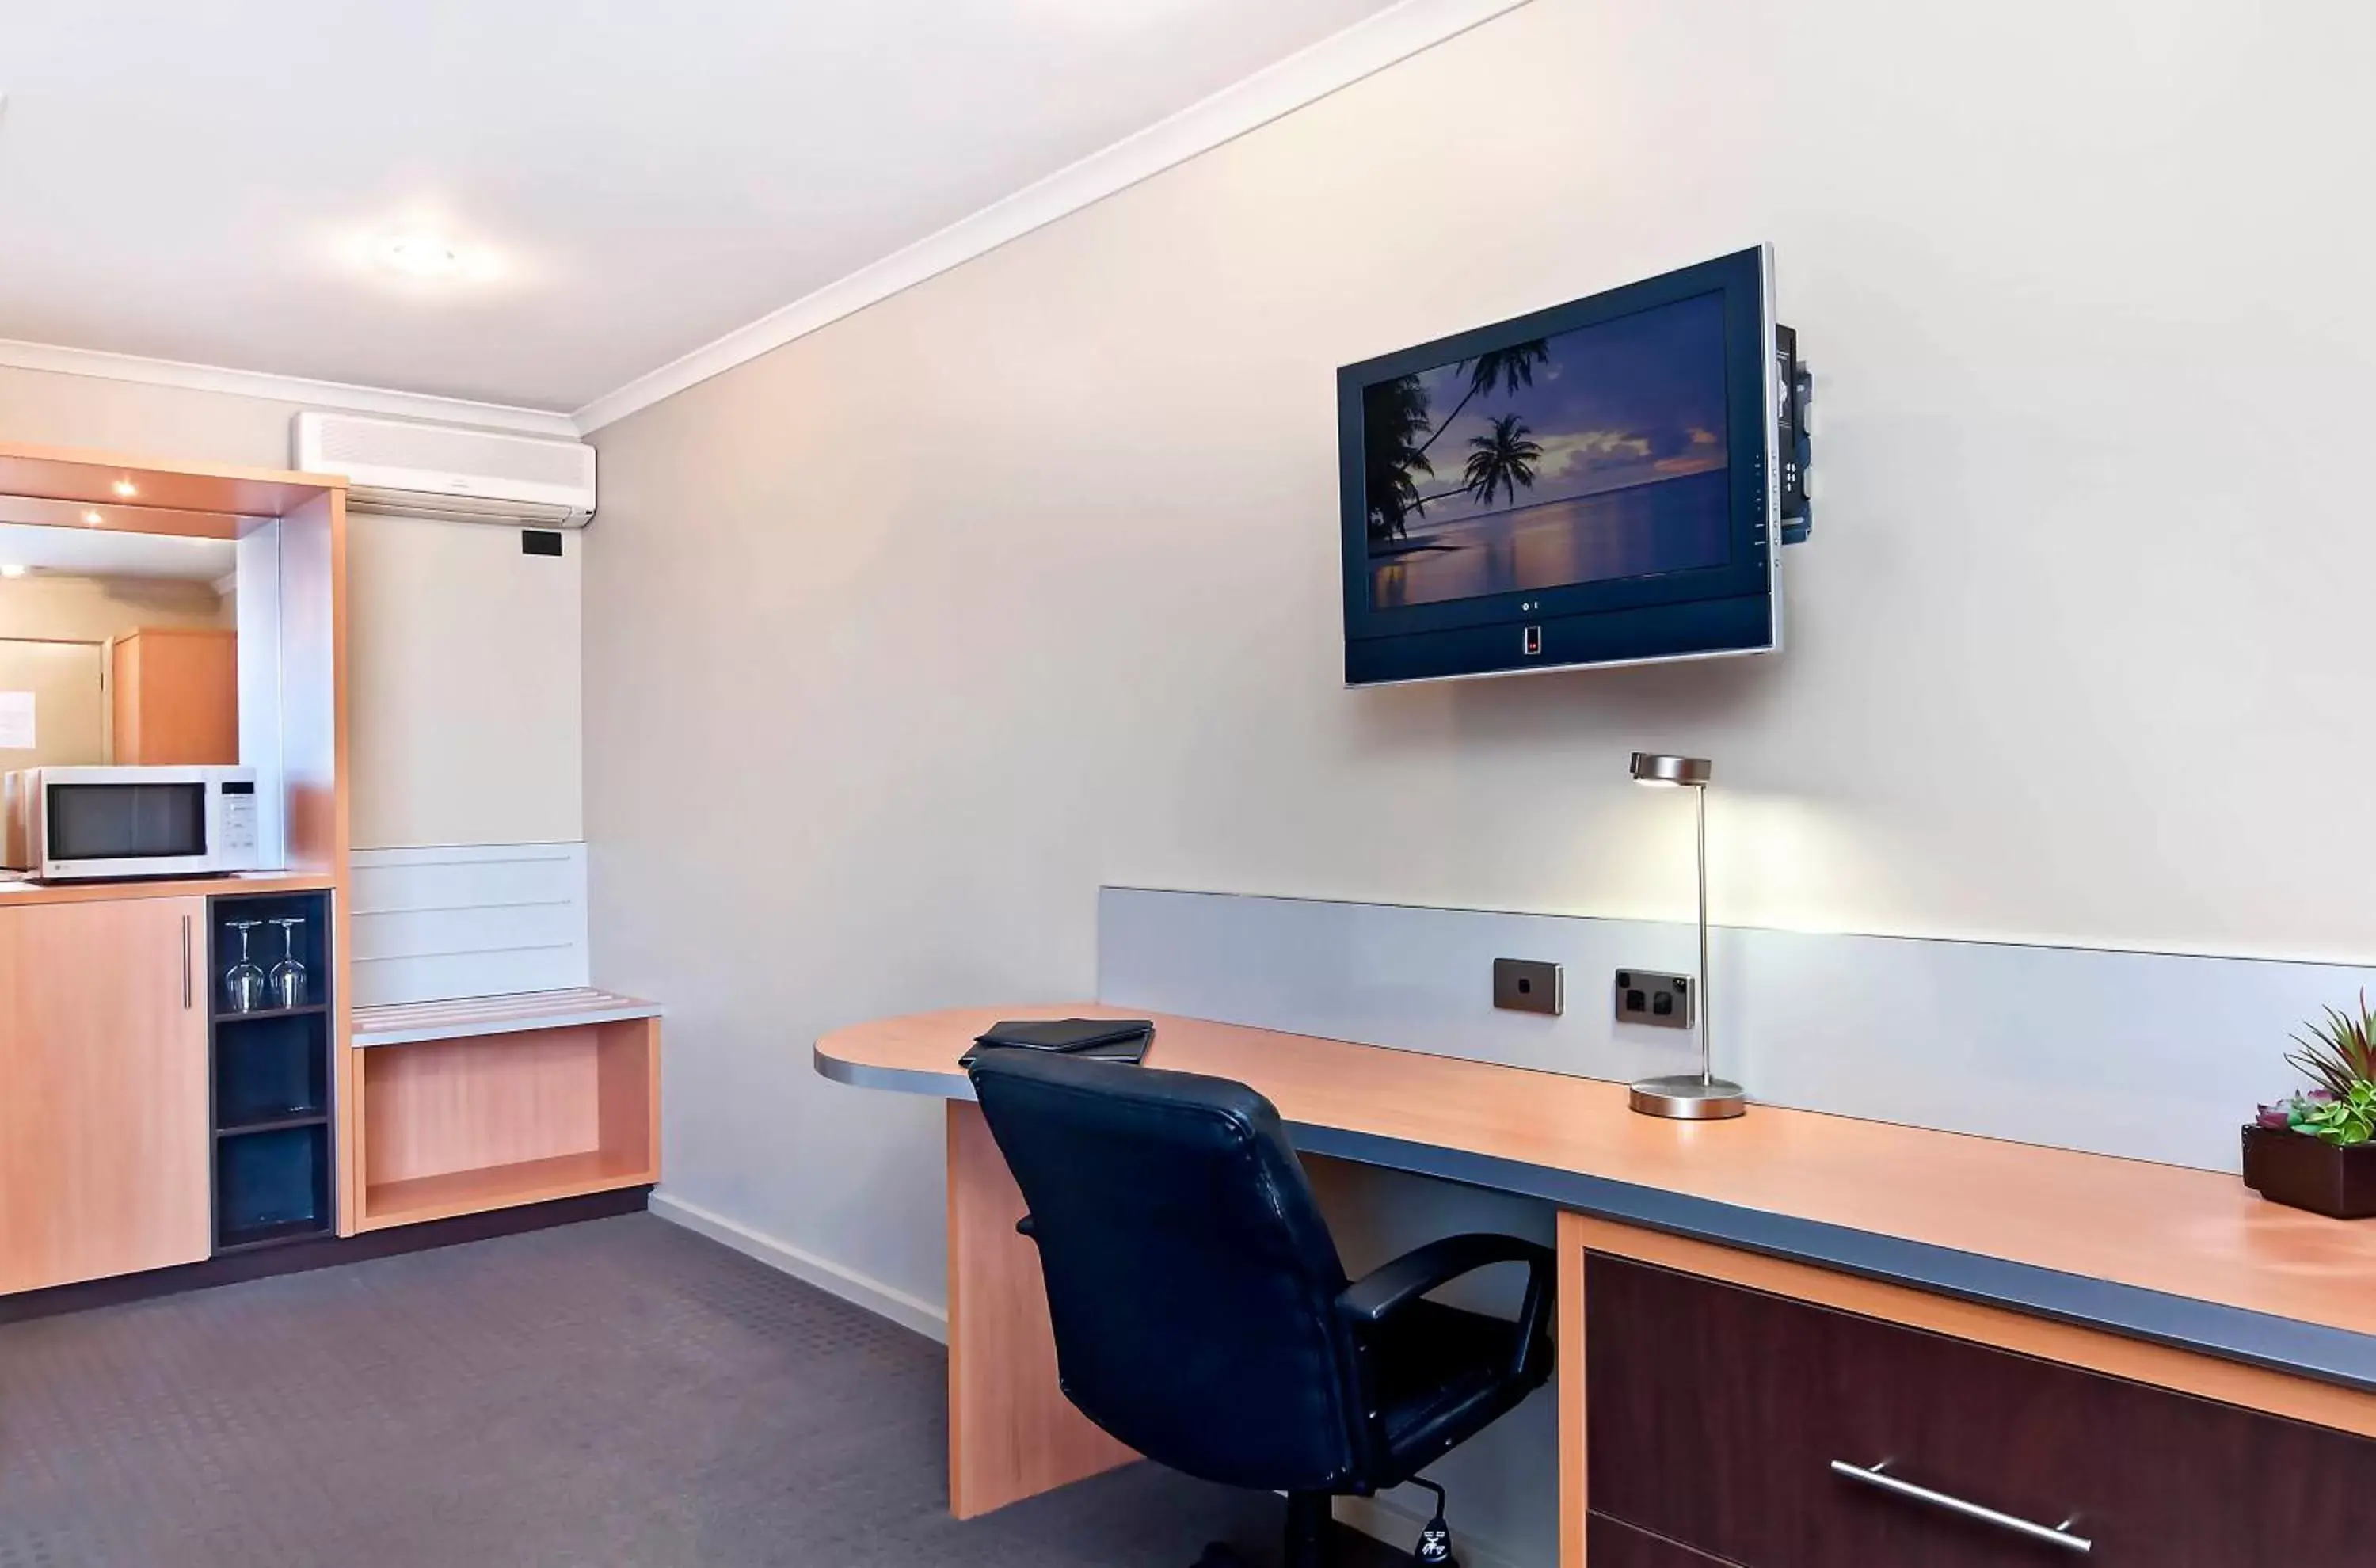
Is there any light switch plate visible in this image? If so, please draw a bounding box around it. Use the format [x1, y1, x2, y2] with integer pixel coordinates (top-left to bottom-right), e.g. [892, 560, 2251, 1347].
[1615, 969, 1694, 1029]
[1493, 958, 1563, 1016]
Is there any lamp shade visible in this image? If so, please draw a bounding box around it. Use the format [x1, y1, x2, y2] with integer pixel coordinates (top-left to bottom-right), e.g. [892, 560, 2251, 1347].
[1629, 752, 1712, 787]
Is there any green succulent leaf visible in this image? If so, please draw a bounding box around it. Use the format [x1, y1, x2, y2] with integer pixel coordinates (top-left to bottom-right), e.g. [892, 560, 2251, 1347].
[2287, 990, 2376, 1106]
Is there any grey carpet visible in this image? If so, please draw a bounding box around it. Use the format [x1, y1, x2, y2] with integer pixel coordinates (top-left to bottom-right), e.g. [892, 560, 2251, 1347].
[0, 1214, 1403, 1567]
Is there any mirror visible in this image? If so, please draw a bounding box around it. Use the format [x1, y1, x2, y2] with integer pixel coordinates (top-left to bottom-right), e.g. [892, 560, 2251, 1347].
[0, 522, 239, 769]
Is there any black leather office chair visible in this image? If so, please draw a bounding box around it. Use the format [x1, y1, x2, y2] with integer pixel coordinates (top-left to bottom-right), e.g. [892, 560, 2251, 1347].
[967, 1047, 1555, 1567]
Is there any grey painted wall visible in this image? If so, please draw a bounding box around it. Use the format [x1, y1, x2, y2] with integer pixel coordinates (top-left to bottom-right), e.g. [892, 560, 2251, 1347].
[1101, 886, 2369, 1174]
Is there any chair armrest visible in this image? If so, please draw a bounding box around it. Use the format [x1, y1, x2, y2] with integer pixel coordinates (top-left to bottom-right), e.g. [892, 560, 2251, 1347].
[1340, 1233, 1557, 1385]
[1338, 1233, 1553, 1327]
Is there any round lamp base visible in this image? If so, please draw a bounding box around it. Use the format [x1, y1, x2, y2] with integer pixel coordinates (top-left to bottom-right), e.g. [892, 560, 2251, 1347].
[1628, 1075, 1747, 1120]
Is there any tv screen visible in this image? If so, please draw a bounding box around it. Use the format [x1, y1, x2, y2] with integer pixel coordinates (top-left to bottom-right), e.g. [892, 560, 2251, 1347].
[1338, 247, 1782, 685]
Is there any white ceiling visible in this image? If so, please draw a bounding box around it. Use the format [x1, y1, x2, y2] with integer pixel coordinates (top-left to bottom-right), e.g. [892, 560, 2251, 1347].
[0, 523, 234, 582]
[0, 0, 1399, 415]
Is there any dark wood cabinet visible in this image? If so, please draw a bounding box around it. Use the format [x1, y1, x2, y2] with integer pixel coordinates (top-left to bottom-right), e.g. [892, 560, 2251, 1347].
[1586, 1513, 1742, 1566]
[1586, 1253, 2375, 1566]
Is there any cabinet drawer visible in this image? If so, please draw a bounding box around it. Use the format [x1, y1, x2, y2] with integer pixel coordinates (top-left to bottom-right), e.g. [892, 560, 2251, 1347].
[1586, 1253, 2374, 1566]
[1586, 1513, 1740, 1566]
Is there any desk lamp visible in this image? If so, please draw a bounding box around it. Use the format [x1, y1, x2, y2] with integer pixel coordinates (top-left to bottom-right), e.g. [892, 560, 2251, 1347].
[1626, 752, 1746, 1120]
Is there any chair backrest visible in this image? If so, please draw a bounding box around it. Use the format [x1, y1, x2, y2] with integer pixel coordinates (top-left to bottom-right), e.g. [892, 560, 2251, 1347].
[967, 1047, 1365, 1492]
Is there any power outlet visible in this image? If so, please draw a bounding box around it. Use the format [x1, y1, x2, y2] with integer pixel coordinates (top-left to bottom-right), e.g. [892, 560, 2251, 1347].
[1492, 958, 1563, 1016]
[1615, 969, 1693, 1029]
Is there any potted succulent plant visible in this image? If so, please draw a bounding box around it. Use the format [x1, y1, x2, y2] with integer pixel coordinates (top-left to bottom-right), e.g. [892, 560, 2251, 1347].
[2244, 992, 2376, 1217]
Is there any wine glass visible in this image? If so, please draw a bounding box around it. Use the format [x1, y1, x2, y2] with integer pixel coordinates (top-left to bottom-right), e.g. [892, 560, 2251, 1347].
[223, 921, 266, 1014]
[268, 917, 307, 1010]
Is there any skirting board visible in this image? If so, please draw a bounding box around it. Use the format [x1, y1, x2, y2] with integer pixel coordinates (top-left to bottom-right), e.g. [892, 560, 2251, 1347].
[646, 1190, 948, 1345]
[1099, 886, 2376, 1176]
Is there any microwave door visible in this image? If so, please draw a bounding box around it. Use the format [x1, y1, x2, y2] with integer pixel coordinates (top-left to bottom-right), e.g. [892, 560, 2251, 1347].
[48, 782, 211, 863]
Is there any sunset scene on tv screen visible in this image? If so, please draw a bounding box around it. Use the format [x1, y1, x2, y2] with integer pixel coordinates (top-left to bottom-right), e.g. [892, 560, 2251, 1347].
[1363, 291, 1732, 610]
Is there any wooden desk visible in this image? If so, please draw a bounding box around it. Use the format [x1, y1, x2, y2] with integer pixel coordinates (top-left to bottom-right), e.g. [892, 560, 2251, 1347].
[817, 1006, 2376, 1562]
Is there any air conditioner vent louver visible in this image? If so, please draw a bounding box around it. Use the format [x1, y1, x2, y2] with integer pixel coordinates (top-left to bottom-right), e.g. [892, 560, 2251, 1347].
[292, 412, 596, 527]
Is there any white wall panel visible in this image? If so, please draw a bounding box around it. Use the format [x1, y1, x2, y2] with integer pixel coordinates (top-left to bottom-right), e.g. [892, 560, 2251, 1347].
[349, 843, 589, 1006]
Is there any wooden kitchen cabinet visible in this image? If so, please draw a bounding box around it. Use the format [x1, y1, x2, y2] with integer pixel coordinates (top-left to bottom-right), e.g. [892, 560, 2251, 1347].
[112, 626, 238, 764]
[0, 895, 212, 1295]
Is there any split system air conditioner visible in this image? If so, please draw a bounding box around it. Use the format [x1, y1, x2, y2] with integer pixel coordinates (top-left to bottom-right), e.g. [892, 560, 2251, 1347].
[291, 411, 596, 527]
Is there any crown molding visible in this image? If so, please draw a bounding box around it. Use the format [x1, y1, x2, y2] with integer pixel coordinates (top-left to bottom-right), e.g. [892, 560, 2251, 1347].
[572, 0, 1533, 432]
[0, 337, 581, 439]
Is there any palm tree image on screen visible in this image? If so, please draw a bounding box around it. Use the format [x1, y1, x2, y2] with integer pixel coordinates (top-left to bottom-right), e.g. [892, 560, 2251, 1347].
[1361, 291, 1733, 612]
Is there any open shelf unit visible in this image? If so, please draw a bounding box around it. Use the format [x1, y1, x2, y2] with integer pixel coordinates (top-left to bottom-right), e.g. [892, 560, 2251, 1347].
[209, 891, 335, 1252]
[356, 1009, 659, 1232]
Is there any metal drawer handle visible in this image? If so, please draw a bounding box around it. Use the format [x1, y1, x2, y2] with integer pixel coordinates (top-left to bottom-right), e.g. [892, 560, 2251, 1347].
[1831, 1460, 2092, 1555]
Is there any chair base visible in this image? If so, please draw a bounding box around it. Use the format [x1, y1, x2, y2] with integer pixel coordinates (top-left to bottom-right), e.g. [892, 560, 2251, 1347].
[1191, 1490, 1339, 1567]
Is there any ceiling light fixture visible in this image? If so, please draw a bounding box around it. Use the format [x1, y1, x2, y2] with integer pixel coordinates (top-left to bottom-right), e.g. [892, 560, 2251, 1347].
[82, 509, 103, 525]
[385, 235, 461, 278]
[112, 479, 139, 498]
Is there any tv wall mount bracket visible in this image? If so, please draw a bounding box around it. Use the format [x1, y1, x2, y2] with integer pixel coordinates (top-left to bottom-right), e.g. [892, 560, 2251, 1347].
[1776, 325, 1813, 546]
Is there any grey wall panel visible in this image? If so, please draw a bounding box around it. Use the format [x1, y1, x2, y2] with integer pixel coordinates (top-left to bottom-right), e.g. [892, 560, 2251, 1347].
[1099, 886, 2376, 1174]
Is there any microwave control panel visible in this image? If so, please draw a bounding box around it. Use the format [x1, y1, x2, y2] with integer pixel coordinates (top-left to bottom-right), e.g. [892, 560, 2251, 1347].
[220, 790, 259, 855]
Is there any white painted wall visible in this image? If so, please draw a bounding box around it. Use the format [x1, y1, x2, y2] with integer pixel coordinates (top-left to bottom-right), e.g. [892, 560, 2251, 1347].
[580, 2, 2376, 1559]
[0, 575, 230, 643]
[346, 512, 582, 848]
[0, 362, 584, 851]
[587, 0, 2376, 1298]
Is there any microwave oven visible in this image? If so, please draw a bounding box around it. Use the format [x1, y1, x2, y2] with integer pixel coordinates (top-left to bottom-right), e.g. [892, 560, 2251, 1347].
[2, 766, 263, 881]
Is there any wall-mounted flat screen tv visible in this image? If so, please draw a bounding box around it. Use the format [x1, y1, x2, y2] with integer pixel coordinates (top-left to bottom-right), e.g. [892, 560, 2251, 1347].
[1338, 246, 1782, 685]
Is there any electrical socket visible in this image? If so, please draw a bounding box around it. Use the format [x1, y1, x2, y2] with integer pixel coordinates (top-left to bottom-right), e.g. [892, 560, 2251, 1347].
[1615, 969, 1693, 1029]
[1492, 958, 1563, 1016]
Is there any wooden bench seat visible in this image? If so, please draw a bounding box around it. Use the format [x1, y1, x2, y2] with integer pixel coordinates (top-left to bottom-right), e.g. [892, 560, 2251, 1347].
[352, 987, 662, 1231]
[354, 986, 662, 1048]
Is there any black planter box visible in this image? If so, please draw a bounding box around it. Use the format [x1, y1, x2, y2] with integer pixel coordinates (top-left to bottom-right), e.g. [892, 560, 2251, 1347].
[2241, 1124, 2376, 1218]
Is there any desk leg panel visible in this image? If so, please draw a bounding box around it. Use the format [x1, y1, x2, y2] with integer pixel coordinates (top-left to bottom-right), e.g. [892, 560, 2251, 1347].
[945, 1100, 1137, 1518]
[1557, 1209, 1589, 1568]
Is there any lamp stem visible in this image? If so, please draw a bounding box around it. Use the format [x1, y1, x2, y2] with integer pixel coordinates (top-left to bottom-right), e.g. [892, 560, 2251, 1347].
[1695, 781, 1710, 1086]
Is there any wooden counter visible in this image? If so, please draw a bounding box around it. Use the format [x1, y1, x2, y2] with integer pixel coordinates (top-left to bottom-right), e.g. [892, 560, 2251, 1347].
[817, 1005, 2376, 1369]
[0, 873, 337, 908]
[822, 1003, 2376, 1539]
[821, 1005, 2376, 1552]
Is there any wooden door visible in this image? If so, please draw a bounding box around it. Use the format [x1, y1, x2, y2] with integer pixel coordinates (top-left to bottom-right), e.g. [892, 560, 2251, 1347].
[112, 627, 238, 764]
[0, 637, 107, 768]
[0, 895, 212, 1294]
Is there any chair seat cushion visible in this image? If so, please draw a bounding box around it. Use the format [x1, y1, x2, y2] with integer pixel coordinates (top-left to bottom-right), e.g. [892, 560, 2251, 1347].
[1363, 1300, 1535, 1485]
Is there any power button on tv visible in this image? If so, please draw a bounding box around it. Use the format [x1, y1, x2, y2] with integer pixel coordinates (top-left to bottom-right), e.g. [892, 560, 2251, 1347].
[1522, 626, 1543, 657]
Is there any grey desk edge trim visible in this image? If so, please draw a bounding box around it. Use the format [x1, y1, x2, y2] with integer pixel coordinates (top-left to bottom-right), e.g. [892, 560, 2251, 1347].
[809, 1048, 2376, 1395]
[816, 1046, 980, 1102]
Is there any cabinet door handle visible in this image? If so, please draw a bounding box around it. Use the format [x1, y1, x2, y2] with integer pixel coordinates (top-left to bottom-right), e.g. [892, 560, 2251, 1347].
[181, 915, 193, 1010]
[1831, 1460, 2092, 1555]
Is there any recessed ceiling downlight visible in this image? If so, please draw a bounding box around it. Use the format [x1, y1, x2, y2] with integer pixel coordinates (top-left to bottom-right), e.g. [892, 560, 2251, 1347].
[385, 235, 460, 278]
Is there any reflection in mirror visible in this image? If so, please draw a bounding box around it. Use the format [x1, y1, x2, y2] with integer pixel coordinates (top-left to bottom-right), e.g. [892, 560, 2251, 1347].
[0, 522, 238, 769]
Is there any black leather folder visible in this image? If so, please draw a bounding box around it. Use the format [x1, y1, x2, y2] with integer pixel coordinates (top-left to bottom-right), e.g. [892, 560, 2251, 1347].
[961, 1018, 1155, 1069]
